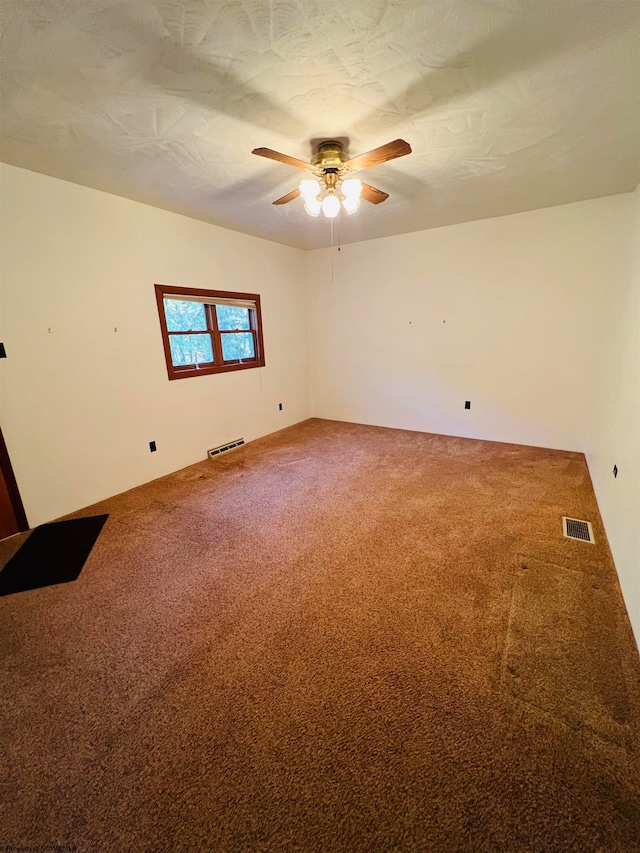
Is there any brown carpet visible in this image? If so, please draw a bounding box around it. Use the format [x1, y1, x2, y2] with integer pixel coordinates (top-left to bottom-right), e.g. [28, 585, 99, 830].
[1, 418, 639, 852]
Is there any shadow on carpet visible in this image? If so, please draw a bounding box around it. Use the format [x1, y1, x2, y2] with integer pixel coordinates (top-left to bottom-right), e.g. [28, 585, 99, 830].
[0, 515, 108, 596]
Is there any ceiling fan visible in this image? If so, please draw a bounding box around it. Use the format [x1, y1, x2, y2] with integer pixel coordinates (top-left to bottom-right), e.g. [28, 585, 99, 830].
[252, 138, 412, 218]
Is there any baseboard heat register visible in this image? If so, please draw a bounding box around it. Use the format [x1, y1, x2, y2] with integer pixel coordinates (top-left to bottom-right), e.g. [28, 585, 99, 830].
[208, 438, 245, 459]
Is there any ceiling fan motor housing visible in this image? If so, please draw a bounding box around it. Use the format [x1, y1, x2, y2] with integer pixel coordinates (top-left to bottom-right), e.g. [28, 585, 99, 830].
[311, 141, 350, 173]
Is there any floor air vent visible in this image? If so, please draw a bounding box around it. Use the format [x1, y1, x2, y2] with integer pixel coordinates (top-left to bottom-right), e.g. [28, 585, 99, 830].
[562, 516, 595, 544]
[208, 438, 245, 458]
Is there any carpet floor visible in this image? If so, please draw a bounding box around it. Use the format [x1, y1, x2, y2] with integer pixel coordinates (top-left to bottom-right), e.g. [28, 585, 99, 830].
[1, 418, 639, 852]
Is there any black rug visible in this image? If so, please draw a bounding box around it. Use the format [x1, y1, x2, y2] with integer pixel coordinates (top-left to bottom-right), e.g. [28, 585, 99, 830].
[0, 514, 108, 596]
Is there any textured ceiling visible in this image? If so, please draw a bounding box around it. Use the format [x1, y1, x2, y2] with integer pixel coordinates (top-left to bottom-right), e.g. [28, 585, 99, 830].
[1, 1, 639, 250]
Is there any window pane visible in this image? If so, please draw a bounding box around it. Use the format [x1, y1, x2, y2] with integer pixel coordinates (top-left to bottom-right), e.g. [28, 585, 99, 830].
[216, 305, 250, 331]
[164, 299, 207, 332]
[169, 333, 213, 366]
[221, 332, 255, 361]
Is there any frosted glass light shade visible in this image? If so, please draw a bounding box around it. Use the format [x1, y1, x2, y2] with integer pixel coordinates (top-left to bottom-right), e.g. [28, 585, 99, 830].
[322, 194, 341, 218]
[304, 196, 322, 216]
[342, 195, 360, 214]
[341, 178, 362, 199]
[300, 179, 322, 202]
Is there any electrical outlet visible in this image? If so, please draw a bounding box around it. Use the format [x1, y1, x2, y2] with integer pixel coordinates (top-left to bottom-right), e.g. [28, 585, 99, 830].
[149, 441, 157, 452]
[465, 401, 471, 410]
[613, 464, 618, 478]
[278, 403, 283, 411]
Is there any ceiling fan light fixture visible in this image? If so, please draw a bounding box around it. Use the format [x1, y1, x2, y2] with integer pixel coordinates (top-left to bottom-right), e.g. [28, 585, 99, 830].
[341, 195, 360, 214]
[300, 178, 322, 203]
[254, 138, 411, 216]
[304, 196, 322, 216]
[341, 178, 362, 199]
[321, 193, 340, 218]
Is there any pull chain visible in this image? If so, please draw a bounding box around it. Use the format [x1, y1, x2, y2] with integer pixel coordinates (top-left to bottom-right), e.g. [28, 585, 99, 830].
[330, 217, 334, 285]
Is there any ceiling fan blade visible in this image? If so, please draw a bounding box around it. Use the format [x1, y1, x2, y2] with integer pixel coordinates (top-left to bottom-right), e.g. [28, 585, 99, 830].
[360, 183, 389, 204]
[273, 188, 301, 205]
[345, 139, 412, 172]
[252, 147, 313, 171]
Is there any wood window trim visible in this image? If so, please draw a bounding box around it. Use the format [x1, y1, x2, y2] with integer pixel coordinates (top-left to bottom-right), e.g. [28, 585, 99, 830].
[154, 284, 266, 381]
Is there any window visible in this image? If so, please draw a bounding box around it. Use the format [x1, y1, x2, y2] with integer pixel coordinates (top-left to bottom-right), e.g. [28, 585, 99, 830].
[154, 284, 265, 380]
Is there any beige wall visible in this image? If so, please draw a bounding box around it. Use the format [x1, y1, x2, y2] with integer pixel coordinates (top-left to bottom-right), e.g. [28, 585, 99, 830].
[306, 195, 631, 452]
[585, 185, 640, 648]
[0, 164, 311, 526]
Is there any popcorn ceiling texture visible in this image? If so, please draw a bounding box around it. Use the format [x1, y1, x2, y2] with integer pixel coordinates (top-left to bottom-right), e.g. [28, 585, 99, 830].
[1, 0, 639, 249]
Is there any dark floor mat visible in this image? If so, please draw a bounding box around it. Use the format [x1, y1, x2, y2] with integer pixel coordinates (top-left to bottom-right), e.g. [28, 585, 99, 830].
[0, 514, 108, 595]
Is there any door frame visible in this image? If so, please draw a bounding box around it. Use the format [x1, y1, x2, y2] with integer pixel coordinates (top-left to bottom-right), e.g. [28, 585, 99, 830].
[0, 427, 28, 533]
